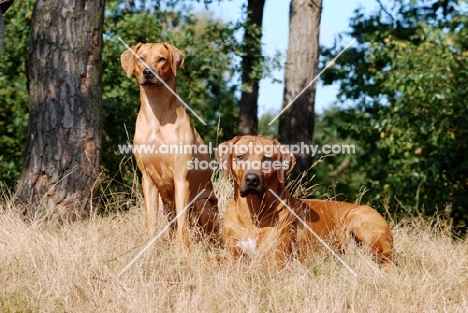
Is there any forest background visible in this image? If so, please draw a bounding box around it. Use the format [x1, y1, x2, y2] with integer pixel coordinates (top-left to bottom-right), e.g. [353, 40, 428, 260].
[0, 0, 467, 230]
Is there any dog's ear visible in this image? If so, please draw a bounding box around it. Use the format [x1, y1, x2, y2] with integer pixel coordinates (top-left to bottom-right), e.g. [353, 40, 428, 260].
[276, 143, 296, 184]
[216, 142, 232, 178]
[121, 43, 143, 77]
[163, 42, 185, 77]
[216, 136, 243, 178]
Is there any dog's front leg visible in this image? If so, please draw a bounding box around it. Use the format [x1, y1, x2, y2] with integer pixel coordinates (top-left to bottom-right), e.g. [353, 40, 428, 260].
[142, 174, 159, 238]
[174, 180, 191, 249]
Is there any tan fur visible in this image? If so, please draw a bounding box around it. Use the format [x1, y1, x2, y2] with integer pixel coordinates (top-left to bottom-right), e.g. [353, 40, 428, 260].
[217, 135, 394, 271]
[121, 43, 218, 247]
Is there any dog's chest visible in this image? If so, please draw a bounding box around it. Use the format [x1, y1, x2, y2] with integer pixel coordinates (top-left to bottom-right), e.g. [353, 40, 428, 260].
[236, 238, 258, 255]
[145, 132, 165, 145]
[136, 128, 175, 146]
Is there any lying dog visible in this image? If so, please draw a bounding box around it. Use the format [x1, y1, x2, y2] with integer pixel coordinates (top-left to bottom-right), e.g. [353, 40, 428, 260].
[121, 42, 218, 247]
[216, 135, 395, 271]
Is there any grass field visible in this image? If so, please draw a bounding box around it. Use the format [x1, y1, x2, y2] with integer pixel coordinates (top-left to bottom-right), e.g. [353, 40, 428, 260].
[1, 178, 467, 312]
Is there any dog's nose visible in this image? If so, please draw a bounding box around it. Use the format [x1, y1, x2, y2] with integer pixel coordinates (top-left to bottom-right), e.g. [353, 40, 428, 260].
[245, 173, 260, 187]
[143, 68, 155, 78]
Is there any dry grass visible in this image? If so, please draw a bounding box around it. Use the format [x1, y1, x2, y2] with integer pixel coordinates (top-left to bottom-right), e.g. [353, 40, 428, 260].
[1, 179, 467, 313]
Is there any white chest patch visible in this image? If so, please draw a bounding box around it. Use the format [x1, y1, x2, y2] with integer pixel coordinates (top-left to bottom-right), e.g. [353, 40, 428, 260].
[236, 238, 257, 255]
[146, 132, 166, 145]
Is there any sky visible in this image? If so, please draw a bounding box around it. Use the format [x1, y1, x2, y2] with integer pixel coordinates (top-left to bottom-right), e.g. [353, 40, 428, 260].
[195, 0, 381, 116]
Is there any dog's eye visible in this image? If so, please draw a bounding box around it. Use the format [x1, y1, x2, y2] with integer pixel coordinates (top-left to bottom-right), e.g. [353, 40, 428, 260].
[159, 57, 166, 62]
[137, 56, 145, 63]
[235, 155, 244, 161]
[263, 156, 272, 162]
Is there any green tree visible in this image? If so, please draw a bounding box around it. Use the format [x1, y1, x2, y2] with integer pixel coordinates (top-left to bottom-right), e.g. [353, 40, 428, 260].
[311, 108, 363, 201]
[0, 1, 15, 55]
[320, 0, 468, 229]
[102, 1, 241, 186]
[0, 0, 281, 199]
[0, 1, 32, 190]
[258, 111, 278, 137]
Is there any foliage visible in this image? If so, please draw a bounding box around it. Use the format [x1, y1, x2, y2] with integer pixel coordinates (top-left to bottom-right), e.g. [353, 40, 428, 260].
[320, 0, 468, 229]
[0, 1, 33, 190]
[257, 111, 278, 137]
[102, 1, 242, 185]
[0, 1, 241, 189]
[0, 0, 282, 193]
[311, 109, 365, 201]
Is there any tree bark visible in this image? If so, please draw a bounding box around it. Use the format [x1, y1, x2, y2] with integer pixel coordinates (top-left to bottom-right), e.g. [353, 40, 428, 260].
[278, 0, 322, 179]
[15, 0, 104, 221]
[237, 0, 266, 135]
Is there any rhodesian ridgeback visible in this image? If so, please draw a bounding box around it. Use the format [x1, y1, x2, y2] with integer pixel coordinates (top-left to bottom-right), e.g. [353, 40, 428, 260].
[121, 42, 219, 247]
[216, 135, 395, 271]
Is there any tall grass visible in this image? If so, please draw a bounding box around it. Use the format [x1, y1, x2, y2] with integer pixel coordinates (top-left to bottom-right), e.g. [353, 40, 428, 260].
[1, 178, 467, 312]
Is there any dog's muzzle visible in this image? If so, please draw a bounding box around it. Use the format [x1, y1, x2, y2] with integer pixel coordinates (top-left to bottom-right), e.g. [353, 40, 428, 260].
[240, 172, 266, 197]
[143, 68, 155, 78]
[141, 67, 164, 86]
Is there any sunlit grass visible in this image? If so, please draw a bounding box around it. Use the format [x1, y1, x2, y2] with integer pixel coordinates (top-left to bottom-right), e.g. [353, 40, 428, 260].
[1, 177, 467, 312]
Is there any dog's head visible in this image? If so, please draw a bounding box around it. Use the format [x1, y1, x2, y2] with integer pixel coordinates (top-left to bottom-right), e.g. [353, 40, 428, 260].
[216, 136, 296, 197]
[120, 42, 184, 86]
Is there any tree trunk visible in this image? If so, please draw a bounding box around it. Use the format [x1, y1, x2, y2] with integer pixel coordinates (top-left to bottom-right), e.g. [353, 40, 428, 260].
[15, 0, 104, 221]
[278, 0, 322, 179]
[237, 0, 266, 135]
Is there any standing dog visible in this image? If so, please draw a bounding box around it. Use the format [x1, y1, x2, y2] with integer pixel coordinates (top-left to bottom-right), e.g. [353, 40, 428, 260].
[121, 43, 218, 247]
[216, 135, 394, 271]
